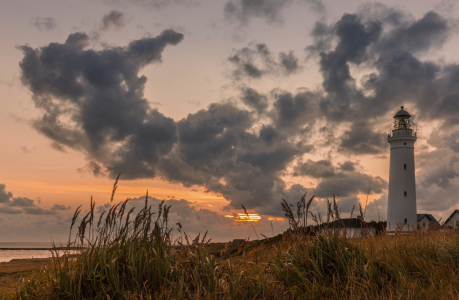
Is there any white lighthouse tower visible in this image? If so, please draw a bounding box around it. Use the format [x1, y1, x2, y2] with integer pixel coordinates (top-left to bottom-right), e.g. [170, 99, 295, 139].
[387, 106, 417, 233]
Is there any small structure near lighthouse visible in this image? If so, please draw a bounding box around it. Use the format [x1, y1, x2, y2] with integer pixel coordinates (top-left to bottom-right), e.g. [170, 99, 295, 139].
[387, 106, 417, 233]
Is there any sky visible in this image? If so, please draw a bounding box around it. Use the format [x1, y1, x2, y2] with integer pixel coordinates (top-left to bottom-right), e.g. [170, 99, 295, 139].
[1, 0, 459, 242]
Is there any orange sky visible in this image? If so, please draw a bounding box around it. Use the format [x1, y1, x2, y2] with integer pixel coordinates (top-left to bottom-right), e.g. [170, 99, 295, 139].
[1, 0, 459, 242]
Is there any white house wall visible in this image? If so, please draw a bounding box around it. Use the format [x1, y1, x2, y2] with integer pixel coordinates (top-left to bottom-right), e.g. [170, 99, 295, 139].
[446, 212, 459, 228]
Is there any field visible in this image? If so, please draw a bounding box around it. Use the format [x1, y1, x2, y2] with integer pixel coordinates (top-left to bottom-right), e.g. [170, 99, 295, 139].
[3, 229, 459, 299]
[2, 185, 459, 299]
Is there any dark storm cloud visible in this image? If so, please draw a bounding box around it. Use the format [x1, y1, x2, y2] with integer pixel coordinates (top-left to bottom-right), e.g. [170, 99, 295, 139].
[271, 91, 319, 134]
[300, 7, 458, 216]
[305, 22, 334, 58]
[314, 171, 386, 199]
[295, 159, 387, 199]
[301, 8, 455, 131]
[18, 7, 459, 218]
[370, 11, 450, 55]
[419, 155, 459, 189]
[240, 87, 268, 113]
[19, 31, 310, 215]
[338, 161, 356, 172]
[295, 159, 335, 178]
[446, 131, 459, 152]
[65, 32, 90, 49]
[318, 14, 382, 109]
[339, 122, 388, 155]
[77, 161, 105, 177]
[164, 101, 305, 214]
[228, 43, 301, 80]
[279, 51, 300, 74]
[0, 184, 13, 203]
[101, 10, 126, 30]
[19, 29, 184, 180]
[31, 17, 57, 31]
[422, 167, 459, 189]
[7, 197, 35, 207]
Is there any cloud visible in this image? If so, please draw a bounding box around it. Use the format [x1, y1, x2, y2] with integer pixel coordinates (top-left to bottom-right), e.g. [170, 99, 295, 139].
[240, 87, 268, 113]
[51, 204, 72, 211]
[305, 22, 334, 58]
[228, 43, 301, 80]
[20, 146, 36, 154]
[19, 29, 184, 181]
[104, 0, 200, 9]
[0, 207, 22, 215]
[0, 184, 73, 217]
[339, 122, 388, 155]
[295, 159, 335, 178]
[101, 10, 127, 30]
[163, 102, 307, 214]
[17, 7, 459, 221]
[7, 197, 35, 207]
[0, 184, 13, 203]
[294, 159, 387, 198]
[31, 17, 57, 31]
[77, 161, 106, 177]
[0, 184, 76, 241]
[338, 161, 356, 172]
[224, 0, 325, 26]
[0, 184, 36, 208]
[363, 193, 387, 221]
[23, 207, 57, 215]
[224, 0, 294, 25]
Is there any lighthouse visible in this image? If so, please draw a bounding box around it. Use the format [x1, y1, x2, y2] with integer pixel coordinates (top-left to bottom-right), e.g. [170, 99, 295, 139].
[387, 106, 417, 233]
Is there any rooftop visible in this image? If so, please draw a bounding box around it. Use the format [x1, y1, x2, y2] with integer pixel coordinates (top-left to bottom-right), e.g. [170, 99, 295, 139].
[394, 106, 411, 118]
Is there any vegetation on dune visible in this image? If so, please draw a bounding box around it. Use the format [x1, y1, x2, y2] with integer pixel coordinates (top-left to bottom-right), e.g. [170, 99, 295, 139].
[7, 180, 459, 299]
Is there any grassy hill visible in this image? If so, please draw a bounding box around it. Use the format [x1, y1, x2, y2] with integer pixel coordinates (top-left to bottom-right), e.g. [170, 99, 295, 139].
[4, 186, 459, 299]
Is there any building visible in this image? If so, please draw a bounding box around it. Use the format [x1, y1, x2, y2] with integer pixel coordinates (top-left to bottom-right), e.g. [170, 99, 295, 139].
[387, 106, 418, 233]
[320, 217, 375, 238]
[417, 214, 440, 230]
[444, 210, 459, 228]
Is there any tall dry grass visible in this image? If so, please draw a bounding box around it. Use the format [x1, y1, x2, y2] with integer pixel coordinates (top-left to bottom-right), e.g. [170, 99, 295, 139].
[11, 181, 459, 299]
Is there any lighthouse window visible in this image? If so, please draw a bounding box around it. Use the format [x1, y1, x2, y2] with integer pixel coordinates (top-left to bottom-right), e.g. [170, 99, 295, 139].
[404, 164, 407, 170]
[405, 219, 407, 224]
[404, 191, 407, 197]
[404, 143, 406, 145]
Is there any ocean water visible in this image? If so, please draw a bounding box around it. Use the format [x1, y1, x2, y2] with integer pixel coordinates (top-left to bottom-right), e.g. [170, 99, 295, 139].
[0, 242, 65, 263]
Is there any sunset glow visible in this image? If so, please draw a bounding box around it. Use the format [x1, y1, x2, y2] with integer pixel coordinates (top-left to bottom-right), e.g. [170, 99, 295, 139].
[226, 214, 262, 222]
[268, 217, 285, 221]
[1, 0, 459, 244]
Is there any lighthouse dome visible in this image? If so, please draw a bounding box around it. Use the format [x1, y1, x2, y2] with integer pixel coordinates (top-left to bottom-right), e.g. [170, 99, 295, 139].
[394, 106, 411, 118]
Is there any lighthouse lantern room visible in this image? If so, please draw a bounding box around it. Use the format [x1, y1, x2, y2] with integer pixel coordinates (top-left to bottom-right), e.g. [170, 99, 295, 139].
[386, 106, 417, 233]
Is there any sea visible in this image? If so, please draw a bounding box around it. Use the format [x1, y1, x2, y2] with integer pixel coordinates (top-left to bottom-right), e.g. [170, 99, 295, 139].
[0, 242, 65, 263]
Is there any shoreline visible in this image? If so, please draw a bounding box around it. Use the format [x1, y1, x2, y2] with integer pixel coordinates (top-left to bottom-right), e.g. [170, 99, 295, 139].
[0, 247, 86, 251]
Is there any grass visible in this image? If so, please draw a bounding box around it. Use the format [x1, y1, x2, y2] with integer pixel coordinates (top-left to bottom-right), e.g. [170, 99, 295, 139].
[5, 181, 459, 299]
